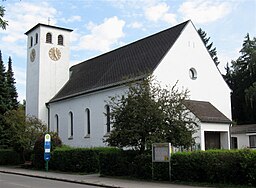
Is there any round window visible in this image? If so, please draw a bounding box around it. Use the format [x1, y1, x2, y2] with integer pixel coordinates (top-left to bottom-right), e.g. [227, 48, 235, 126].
[189, 68, 197, 80]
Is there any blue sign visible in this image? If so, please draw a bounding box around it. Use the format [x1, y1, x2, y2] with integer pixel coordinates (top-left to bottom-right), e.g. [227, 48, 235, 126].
[44, 134, 51, 161]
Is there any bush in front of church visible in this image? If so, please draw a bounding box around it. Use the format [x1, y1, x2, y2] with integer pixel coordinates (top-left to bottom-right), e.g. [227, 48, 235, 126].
[32, 132, 62, 169]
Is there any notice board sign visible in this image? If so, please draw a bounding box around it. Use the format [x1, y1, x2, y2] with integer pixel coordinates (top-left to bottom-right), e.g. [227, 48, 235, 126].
[152, 143, 171, 162]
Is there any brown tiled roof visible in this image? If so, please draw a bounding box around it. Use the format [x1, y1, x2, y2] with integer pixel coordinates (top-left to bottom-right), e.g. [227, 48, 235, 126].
[231, 124, 256, 134]
[49, 20, 189, 103]
[183, 100, 231, 124]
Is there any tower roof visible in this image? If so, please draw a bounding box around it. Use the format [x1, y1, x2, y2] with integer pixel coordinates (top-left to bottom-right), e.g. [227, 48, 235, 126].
[25, 23, 73, 35]
[49, 20, 190, 103]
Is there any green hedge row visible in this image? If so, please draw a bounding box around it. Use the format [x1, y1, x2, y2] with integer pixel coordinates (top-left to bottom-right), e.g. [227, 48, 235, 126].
[171, 149, 256, 186]
[0, 149, 21, 165]
[49, 147, 119, 173]
[100, 149, 256, 186]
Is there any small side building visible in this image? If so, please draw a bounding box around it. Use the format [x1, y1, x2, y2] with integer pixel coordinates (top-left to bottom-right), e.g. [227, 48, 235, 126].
[231, 124, 256, 149]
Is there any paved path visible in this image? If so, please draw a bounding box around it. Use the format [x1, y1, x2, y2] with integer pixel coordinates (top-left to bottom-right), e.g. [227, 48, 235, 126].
[0, 166, 209, 188]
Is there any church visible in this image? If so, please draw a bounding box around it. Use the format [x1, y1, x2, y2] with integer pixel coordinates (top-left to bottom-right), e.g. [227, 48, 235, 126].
[25, 20, 232, 150]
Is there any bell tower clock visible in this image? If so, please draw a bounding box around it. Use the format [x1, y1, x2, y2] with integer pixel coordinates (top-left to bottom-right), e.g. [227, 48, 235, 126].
[25, 24, 73, 125]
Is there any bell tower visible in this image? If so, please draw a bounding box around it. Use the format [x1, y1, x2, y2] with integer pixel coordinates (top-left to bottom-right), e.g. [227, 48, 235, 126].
[25, 24, 73, 124]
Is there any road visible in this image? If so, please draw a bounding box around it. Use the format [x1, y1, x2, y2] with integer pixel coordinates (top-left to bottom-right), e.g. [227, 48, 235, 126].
[0, 173, 99, 188]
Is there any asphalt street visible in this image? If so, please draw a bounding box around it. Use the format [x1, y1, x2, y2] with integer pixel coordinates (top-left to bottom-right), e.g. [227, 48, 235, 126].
[0, 173, 99, 188]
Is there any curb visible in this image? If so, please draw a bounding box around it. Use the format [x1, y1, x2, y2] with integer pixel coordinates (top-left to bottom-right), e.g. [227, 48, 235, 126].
[0, 170, 122, 188]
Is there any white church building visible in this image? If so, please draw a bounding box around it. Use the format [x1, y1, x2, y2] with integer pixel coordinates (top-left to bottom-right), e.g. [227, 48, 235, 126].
[25, 20, 232, 150]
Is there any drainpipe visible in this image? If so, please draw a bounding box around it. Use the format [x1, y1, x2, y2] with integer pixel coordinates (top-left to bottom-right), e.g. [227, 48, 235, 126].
[46, 103, 50, 132]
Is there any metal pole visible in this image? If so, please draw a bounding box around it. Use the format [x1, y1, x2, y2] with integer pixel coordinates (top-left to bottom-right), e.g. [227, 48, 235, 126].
[46, 161, 48, 172]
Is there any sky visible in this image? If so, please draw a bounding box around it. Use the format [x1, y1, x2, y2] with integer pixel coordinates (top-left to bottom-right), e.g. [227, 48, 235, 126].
[0, 0, 256, 102]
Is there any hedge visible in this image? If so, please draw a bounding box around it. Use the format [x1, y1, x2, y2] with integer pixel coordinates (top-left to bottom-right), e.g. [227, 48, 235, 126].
[0, 149, 21, 165]
[50, 147, 119, 173]
[99, 149, 256, 186]
[171, 149, 256, 186]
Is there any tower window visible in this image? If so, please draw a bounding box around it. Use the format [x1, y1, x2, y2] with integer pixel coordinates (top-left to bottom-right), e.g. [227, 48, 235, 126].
[68, 111, 74, 139]
[30, 36, 33, 47]
[46, 32, 52, 43]
[58, 35, 64, 45]
[35, 33, 39, 45]
[189, 68, 197, 80]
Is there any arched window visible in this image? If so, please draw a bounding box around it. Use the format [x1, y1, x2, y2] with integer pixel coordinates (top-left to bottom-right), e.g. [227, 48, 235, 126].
[85, 108, 90, 136]
[68, 111, 74, 138]
[46, 32, 52, 43]
[105, 105, 111, 133]
[58, 35, 64, 45]
[30, 36, 33, 47]
[35, 33, 39, 45]
[55, 114, 59, 135]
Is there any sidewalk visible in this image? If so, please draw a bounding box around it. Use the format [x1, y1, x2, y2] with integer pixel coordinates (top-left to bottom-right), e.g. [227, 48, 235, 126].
[0, 166, 207, 188]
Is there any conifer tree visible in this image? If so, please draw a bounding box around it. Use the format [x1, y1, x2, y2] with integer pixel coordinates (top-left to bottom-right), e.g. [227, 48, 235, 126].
[0, 5, 8, 30]
[198, 28, 220, 66]
[0, 50, 8, 114]
[6, 56, 18, 110]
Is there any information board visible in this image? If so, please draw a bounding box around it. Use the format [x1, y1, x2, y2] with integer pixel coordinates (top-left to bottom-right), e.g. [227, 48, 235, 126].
[152, 143, 171, 162]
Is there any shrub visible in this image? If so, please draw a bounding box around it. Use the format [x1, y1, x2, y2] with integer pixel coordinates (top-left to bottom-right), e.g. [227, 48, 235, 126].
[0, 149, 21, 165]
[32, 133, 62, 169]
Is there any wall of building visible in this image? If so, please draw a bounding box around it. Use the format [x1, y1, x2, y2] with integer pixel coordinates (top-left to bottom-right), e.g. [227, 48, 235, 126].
[153, 21, 232, 120]
[231, 134, 249, 149]
[49, 85, 127, 147]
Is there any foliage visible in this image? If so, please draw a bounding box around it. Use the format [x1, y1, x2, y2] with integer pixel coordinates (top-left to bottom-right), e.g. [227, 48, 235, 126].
[50, 147, 118, 173]
[0, 50, 8, 115]
[6, 57, 18, 110]
[224, 34, 256, 124]
[105, 76, 197, 152]
[32, 132, 62, 169]
[0, 149, 21, 165]
[0, 5, 8, 30]
[171, 149, 256, 186]
[198, 28, 220, 66]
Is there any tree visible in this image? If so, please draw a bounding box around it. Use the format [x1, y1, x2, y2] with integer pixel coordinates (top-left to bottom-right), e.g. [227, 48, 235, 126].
[198, 28, 220, 66]
[0, 50, 8, 115]
[0, 5, 8, 30]
[105, 77, 197, 153]
[6, 56, 18, 110]
[224, 34, 256, 124]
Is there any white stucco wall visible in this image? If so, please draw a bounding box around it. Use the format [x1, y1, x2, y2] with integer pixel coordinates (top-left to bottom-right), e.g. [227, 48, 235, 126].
[26, 25, 71, 124]
[231, 134, 249, 149]
[153, 21, 231, 120]
[49, 85, 128, 147]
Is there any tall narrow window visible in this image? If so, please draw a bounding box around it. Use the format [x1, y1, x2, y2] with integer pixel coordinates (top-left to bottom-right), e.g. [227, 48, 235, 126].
[58, 35, 64, 45]
[68, 111, 74, 138]
[55, 114, 59, 135]
[30, 36, 33, 47]
[106, 105, 111, 133]
[46, 32, 52, 43]
[35, 33, 39, 44]
[85, 108, 90, 136]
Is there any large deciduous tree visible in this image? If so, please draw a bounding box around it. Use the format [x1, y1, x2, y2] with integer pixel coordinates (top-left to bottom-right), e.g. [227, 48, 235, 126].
[198, 28, 220, 66]
[105, 77, 197, 152]
[224, 34, 256, 124]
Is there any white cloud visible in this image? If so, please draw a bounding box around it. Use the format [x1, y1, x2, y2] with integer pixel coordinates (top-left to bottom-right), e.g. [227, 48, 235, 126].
[74, 16, 125, 52]
[61, 15, 82, 23]
[144, 3, 177, 25]
[179, 0, 232, 24]
[128, 21, 143, 29]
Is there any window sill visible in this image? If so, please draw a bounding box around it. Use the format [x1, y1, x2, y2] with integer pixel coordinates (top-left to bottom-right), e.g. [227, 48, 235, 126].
[103, 132, 111, 137]
[84, 134, 90, 138]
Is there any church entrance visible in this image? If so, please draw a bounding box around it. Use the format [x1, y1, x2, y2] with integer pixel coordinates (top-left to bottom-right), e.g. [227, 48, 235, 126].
[204, 131, 220, 150]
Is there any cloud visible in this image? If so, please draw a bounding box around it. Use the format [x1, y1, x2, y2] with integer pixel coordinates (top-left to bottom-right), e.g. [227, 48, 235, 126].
[144, 2, 177, 25]
[128, 21, 143, 29]
[179, 0, 232, 24]
[61, 16, 82, 23]
[74, 16, 125, 52]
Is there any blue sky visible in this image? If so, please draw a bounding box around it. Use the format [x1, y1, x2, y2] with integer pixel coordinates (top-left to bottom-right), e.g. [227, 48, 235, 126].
[0, 0, 256, 102]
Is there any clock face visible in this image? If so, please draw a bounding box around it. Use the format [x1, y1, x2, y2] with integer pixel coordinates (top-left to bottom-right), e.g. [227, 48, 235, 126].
[30, 49, 36, 62]
[49, 47, 61, 61]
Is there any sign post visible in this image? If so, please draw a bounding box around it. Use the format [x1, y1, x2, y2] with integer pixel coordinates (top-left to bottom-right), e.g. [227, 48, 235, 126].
[152, 143, 172, 181]
[44, 134, 51, 172]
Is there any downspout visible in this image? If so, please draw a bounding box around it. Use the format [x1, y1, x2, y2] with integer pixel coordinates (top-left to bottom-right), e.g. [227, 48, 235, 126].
[46, 103, 50, 132]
